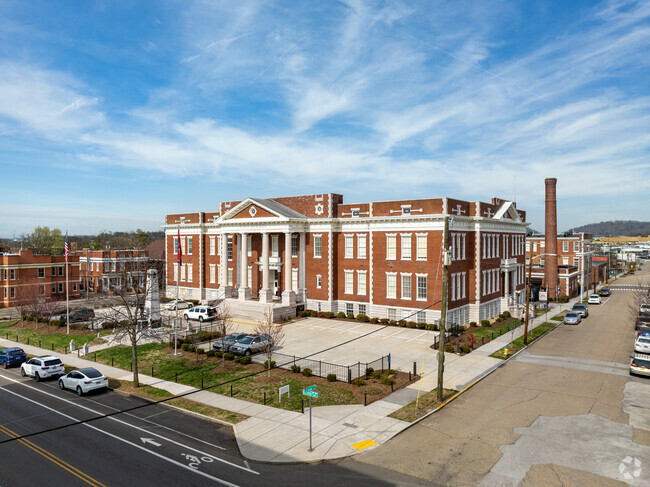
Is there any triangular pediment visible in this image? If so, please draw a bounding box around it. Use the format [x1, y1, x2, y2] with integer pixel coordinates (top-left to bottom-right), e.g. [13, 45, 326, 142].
[218, 198, 306, 222]
[493, 201, 523, 223]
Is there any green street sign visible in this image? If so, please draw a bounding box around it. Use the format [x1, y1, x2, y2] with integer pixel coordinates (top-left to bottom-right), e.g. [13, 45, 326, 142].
[304, 385, 317, 392]
[302, 390, 318, 398]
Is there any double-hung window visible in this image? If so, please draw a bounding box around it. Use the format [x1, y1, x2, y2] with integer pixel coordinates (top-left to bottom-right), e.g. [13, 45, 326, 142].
[417, 275, 427, 300]
[344, 271, 354, 294]
[357, 271, 366, 295]
[344, 235, 354, 259]
[313, 235, 322, 258]
[209, 236, 216, 255]
[386, 273, 397, 299]
[401, 274, 412, 299]
[357, 235, 367, 259]
[416, 235, 427, 260]
[386, 235, 397, 260]
[401, 234, 411, 260]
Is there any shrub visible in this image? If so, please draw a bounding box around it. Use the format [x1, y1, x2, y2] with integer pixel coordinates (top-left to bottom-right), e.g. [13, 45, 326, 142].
[197, 348, 205, 354]
[379, 318, 390, 325]
[239, 356, 252, 365]
[495, 316, 503, 322]
[460, 345, 471, 354]
[416, 322, 427, 329]
[365, 367, 374, 376]
[481, 320, 491, 327]
[370, 371, 382, 379]
[224, 352, 235, 361]
[298, 310, 311, 318]
[187, 346, 196, 353]
[502, 311, 511, 318]
[264, 360, 276, 369]
[558, 295, 570, 303]
[380, 376, 394, 386]
[469, 321, 477, 327]
[214, 351, 223, 358]
[384, 369, 396, 376]
[206, 350, 216, 357]
[407, 321, 417, 328]
[352, 378, 365, 386]
[181, 343, 190, 351]
[323, 312, 335, 319]
[388, 320, 398, 326]
[326, 374, 337, 382]
[370, 317, 380, 324]
[398, 320, 407, 327]
[427, 323, 438, 331]
[291, 364, 301, 373]
[337, 312, 346, 319]
[346, 313, 355, 319]
[356, 314, 369, 322]
[445, 346, 455, 353]
[302, 368, 313, 377]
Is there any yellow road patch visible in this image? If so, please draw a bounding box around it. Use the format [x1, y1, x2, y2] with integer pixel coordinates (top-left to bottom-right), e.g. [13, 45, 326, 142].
[351, 439, 378, 450]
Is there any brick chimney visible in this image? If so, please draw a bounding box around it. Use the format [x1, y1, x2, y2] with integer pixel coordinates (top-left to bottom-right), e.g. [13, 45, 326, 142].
[545, 178, 559, 299]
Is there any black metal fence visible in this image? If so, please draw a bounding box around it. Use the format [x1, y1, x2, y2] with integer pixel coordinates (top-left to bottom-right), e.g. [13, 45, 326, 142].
[263, 352, 391, 383]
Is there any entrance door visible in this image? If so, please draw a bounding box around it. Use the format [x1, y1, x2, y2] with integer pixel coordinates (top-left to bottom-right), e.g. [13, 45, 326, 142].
[272, 270, 279, 296]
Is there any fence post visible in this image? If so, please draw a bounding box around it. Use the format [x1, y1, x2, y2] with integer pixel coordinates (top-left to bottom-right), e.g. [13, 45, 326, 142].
[230, 384, 233, 397]
[130, 361, 132, 371]
[201, 377, 204, 389]
[111, 357, 114, 367]
[51, 343, 54, 351]
[388, 353, 391, 369]
[319, 360, 322, 377]
[409, 371, 411, 381]
[94, 352, 97, 362]
[65, 346, 67, 354]
[456, 342, 460, 354]
[77, 348, 80, 358]
[301, 399, 304, 414]
[151, 365, 154, 377]
[364, 392, 367, 406]
[175, 372, 177, 383]
[348, 367, 352, 384]
[39, 340, 41, 348]
[264, 391, 266, 405]
[413, 361, 417, 377]
[391, 381, 394, 392]
[382, 356, 384, 372]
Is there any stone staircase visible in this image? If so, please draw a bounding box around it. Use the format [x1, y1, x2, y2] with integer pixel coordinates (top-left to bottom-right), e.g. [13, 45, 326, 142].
[217, 298, 299, 323]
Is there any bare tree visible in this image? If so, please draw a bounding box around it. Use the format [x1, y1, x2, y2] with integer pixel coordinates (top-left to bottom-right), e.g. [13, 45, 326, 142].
[254, 307, 285, 377]
[214, 302, 234, 367]
[94, 262, 162, 388]
[16, 284, 39, 328]
[37, 298, 62, 333]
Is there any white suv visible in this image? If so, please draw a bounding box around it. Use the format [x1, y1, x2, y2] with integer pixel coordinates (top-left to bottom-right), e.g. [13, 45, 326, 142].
[184, 306, 217, 322]
[21, 356, 65, 381]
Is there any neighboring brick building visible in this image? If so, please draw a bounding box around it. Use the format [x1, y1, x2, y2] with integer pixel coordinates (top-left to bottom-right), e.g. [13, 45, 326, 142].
[75, 249, 149, 294]
[0, 250, 81, 308]
[526, 233, 593, 299]
[164, 193, 528, 325]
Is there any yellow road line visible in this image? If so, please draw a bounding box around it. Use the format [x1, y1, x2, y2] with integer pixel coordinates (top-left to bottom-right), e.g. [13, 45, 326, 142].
[0, 424, 106, 487]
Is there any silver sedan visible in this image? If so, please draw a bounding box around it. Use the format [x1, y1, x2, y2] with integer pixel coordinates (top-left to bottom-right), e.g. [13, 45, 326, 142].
[563, 312, 581, 325]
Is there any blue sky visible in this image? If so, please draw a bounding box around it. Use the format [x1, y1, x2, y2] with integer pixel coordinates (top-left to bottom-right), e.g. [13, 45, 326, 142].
[1, 0, 649, 237]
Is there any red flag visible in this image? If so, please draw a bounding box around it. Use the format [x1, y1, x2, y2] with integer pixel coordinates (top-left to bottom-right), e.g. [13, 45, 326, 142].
[64, 236, 69, 262]
[177, 229, 182, 267]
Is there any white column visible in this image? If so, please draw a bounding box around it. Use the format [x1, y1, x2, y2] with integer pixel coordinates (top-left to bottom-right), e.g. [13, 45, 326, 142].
[219, 233, 231, 298]
[239, 232, 251, 300]
[282, 232, 295, 305]
[259, 232, 272, 303]
[298, 231, 306, 303]
[504, 268, 510, 304]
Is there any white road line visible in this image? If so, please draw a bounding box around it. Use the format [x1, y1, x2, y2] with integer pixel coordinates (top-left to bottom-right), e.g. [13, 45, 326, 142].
[0, 385, 241, 487]
[407, 332, 429, 342]
[0, 373, 257, 475]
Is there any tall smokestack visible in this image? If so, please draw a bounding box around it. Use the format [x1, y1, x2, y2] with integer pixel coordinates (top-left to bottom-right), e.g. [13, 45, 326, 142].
[545, 178, 559, 299]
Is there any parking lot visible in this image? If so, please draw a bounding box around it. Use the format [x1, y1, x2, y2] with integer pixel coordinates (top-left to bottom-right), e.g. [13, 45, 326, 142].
[220, 317, 452, 375]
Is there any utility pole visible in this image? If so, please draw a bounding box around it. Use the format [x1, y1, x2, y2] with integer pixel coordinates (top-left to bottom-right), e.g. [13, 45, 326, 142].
[437, 214, 450, 403]
[580, 237, 584, 302]
[524, 257, 533, 346]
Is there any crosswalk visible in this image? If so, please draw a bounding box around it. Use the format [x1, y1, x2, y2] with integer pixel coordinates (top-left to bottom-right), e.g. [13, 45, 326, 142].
[608, 284, 650, 292]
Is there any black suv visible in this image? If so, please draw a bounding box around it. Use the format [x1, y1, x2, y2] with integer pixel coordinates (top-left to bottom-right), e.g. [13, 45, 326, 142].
[56, 308, 95, 323]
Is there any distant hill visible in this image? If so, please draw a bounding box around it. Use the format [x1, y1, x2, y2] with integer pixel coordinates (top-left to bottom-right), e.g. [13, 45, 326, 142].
[569, 220, 650, 237]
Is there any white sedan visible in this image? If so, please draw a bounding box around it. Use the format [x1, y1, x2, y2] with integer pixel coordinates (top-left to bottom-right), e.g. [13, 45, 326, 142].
[58, 368, 108, 396]
[164, 300, 192, 311]
[588, 294, 601, 304]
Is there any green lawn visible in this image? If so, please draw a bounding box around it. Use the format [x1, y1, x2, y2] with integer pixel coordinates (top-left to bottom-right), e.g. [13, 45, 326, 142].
[490, 322, 557, 359]
[0, 320, 104, 353]
[94, 343, 358, 411]
[471, 319, 523, 340]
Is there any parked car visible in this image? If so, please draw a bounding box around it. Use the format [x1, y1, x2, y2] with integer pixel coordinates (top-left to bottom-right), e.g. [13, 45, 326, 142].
[164, 300, 192, 311]
[587, 294, 601, 305]
[20, 356, 65, 381]
[634, 334, 650, 354]
[640, 304, 650, 314]
[54, 308, 95, 323]
[212, 332, 249, 352]
[630, 353, 650, 377]
[58, 367, 108, 396]
[636, 313, 650, 330]
[571, 303, 589, 318]
[599, 288, 611, 297]
[0, 347, 26, 369]
[563, 312, 581, 325]
[229, 334, 274, 356]
[184, 306, 217, 322]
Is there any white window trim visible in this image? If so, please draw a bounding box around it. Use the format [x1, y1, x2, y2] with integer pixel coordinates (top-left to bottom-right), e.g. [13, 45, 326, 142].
[462, 271, 466, 298]
[386, 234, 397, 261]
[344, 270, 354, 294]
[313, 234, 323, 258]
[386, 272, 397, 299]
[356, 270, 367, 295]
[344, 234, 354, 259]
[357, 234, 367, 259]
[415, 273, 428, 301]
[400, 233, 412, 260]
[416, 233, 427, 261]
[401, 272, 412, 300]
[316, 274, 322, 289]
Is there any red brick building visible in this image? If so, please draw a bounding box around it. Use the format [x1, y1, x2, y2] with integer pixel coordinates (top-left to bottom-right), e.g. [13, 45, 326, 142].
[0, 250, 81, 308]
[75, 249, 149, 294]
[165, 194, 528, 325]
[526, 233, 593, 298]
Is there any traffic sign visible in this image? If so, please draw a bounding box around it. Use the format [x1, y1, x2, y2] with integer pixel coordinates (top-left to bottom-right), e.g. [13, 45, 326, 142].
[304, 385, 317, 392]
[302, 390, 318, 398]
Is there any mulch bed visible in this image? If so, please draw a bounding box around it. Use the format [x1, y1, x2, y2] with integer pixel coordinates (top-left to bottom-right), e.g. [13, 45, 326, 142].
[431, 318, 522, 355]
[5, 319, 98, 336]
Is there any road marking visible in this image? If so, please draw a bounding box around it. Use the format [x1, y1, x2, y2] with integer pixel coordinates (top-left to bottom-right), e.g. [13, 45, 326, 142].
[141, 437, 162, 447]
[0, 423, 106, 487]
[351, 439, 378, 450]
[0, 384, 242, 486]
[0, 372, 257, 475]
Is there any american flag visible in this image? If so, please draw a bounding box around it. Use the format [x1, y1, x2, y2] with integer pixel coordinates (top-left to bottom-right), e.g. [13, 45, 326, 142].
[64, 236, 69, 262]
[177, 228, 182, 266]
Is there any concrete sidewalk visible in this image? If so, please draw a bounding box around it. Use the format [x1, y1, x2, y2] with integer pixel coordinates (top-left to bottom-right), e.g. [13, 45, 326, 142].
[0, 297, 581, 464]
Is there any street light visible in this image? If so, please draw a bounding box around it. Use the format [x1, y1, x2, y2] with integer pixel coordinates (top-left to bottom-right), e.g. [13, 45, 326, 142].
[525, 252, 557, 346]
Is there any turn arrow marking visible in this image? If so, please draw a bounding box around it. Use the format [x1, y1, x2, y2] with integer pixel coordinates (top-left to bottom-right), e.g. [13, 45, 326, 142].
[141, 437, 162, 447]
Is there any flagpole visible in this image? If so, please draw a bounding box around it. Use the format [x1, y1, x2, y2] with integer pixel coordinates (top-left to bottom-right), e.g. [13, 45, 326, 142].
[174, 228, 182, 356]
[65, 231, 70, 335]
